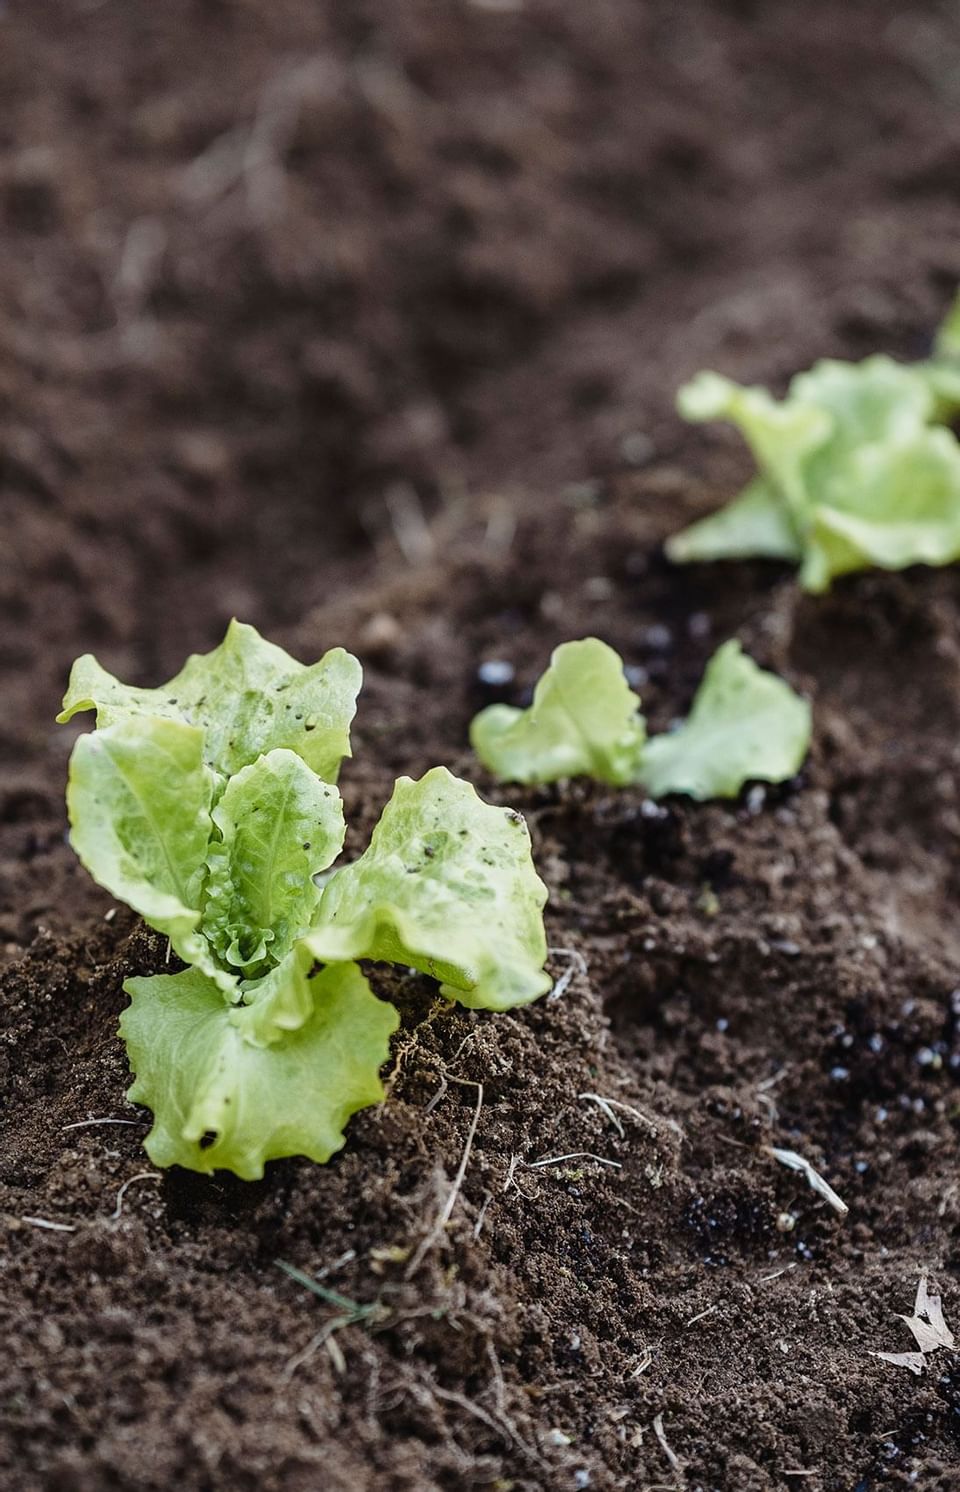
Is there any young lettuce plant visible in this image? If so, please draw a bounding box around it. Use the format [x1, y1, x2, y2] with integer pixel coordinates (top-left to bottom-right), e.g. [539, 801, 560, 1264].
[59, 623, 549, 1179]
[666, 294, 960, 592]
[470, 636, 811, 800]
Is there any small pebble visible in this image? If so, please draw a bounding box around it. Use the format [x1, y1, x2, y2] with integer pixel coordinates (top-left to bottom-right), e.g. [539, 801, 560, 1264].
[620, 431, 655, 466]
[359, 612, 402, 655]
[172, 430, 231, 480]
[746, 785, 766, 815]
[477, 659, 515, 688]
[640, 623, 673, 653]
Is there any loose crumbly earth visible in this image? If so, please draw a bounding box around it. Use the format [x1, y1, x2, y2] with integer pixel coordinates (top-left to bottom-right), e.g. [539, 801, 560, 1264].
[4, 2, 960, 1489]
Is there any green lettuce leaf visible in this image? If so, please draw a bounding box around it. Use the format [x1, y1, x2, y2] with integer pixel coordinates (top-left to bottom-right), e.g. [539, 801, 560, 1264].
[470, 638, 646, 786]
[793, 356, 932, 454]
[638, 640, 811, 800]
[677, 370, 831, 522]
[924, 362, 960, 422]
[306, 766, 551, 1011]
[801, 427, 960, 592]
[665, 476, 802, 564]
[59, 619, 362, 784]
[65, 716, 229, 987]
[670, 349, 960, 591]
[121, 962, 398, 1178]
[201, 749, 345, 976]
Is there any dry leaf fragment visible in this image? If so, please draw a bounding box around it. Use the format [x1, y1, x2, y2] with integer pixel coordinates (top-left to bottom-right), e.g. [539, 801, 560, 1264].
[914, 1276, 955, 1349]
[872, 1276, 954, 1374]
[872, 1351, 927, 1376]
[900, 1315, 946, 1354]
[899, 1275, 955, 1353]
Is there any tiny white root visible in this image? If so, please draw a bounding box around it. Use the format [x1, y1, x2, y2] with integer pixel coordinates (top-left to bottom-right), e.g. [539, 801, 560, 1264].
[547, 946, 588, 1001]
[527, 1151, 622, 1170]
[652, 1412, 685, 1476]
[111, 1172, 161, 1221]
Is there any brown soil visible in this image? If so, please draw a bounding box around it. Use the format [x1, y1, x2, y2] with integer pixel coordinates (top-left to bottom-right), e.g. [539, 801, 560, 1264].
[4, 2, 960, 1488]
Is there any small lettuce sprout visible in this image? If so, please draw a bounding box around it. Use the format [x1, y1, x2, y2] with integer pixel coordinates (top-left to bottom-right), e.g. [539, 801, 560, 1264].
[667, 296, 960, 592]
[60, 624, 550, 1178]
[638, 640, 811, 800]
[471, 637, 810, 800]
[469, 638, 646, 787]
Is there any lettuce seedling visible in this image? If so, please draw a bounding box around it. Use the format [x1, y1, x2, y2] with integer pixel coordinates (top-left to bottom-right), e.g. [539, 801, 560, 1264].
[667, 296, 960, 592]
[468, 638, 646, 788]
[638, 639, 811, 800]
[471, 637, 810, 800]
[60, 624, 550, 1178]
